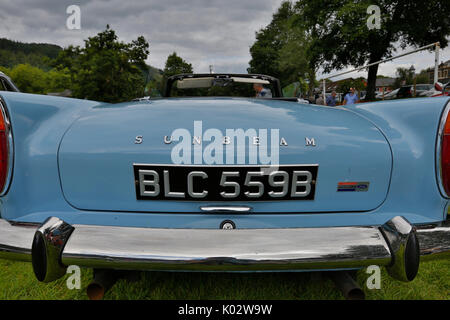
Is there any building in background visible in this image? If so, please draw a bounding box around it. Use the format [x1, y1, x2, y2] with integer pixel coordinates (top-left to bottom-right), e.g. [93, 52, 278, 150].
[375, 78, 395, 94]
[427, 60, 450, 84]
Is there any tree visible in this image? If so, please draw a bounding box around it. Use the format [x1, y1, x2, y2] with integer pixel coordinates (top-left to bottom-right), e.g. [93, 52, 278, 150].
[54, 25, 149, 102]
[394, 66, 415, 87]
[163, 52, 193, 77]
[415, 70, 431, 84]
[248, 2, 293, 80]
[248, 1, 315, 88]
[393, 66, 431, 89]
[9, 64, 47, 93]
[162, 52, 193, 96]
[296, 0, 450, 100]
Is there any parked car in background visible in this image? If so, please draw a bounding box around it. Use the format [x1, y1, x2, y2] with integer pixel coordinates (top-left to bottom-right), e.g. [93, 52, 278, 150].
[379, 88, 399, 100]
[297, 97, 310, 104]
[421, 82, 450, 97]
[395, 86, 411, 99]
[0, 73, 448, 299]
[376, 90, 388, 99]
[359, 91, 366, 100]
[397, 84, 433, 98]
[0, 72, 19, 92]
[415, 84, 434, 96]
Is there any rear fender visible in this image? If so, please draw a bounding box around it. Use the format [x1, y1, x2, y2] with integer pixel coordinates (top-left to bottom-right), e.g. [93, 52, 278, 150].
[0, 92, 102, 220]
[348, 97, 450, 222]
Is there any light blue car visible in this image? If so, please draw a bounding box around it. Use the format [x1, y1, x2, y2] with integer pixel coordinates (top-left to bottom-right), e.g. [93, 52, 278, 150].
[0, 73, 448, 298]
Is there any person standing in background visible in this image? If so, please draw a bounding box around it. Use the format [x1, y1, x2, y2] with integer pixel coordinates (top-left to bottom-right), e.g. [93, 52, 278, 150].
[343, 87, 359, 105]
[315, 94, 325, 105]
[326, 91, 337, 106]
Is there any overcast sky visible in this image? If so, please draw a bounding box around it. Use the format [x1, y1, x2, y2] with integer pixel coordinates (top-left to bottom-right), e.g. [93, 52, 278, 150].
[0, 0, 448, 80]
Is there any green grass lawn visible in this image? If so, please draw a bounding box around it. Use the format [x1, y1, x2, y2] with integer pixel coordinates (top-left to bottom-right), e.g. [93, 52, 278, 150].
[0, 258, 448, 300]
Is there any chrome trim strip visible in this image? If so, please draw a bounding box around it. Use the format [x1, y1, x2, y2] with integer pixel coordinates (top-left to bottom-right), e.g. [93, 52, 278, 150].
[436, 100, 450, 198]
[200, 206, 253, 213]
[0, 98, 14, 196]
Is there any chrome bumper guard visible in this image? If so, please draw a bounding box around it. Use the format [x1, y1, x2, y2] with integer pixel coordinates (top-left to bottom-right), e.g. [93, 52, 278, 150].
[0, 216, 448, 283]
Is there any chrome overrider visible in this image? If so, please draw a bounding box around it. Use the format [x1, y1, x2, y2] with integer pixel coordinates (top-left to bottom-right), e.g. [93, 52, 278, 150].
[0, 216, 448, 283]
[31, 217, 75, 282]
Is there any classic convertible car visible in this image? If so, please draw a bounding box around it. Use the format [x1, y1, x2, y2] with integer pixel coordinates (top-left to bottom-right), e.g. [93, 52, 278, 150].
[0, 73, 448, 298]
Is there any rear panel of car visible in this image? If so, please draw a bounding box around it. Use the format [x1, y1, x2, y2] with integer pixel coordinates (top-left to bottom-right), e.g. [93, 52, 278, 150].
[57, 98, 392, 214]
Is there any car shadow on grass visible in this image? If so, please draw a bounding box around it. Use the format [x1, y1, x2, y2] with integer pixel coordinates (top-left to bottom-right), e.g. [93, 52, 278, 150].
[106, 271, 345, 300]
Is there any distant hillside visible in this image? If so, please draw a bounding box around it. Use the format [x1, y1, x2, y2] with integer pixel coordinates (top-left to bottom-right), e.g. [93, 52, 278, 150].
[147, 65, 163, 82]
[0, 38, 62, 58]
[0, 38, 62, 70]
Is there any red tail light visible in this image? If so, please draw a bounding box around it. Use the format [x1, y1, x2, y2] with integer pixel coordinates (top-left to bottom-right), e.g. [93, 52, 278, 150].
[439, 103, 450, 197]
[0, 100, 11, 194]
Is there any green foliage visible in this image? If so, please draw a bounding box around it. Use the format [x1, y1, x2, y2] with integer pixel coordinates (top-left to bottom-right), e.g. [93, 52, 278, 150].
[283, 82, 301, 97]
[0, 38, 61, 70]
[415, 70, 431, 85]
[394, 67, 415, 87]
[144, 66, 164, 94]
[248, 1, 315, 89]
[145, 79, 163, 97]
[1, 64, 71, 94]
[46, 68, 72, 93]
[8, 64, 48, 93]
[298, 78, 310, 96]
[249, 2, 292, 79]
[394, 67, 431, 89]
[295, 0, 450, 100]
[53, 25, 150, 103]
[282, 80, 309, 98]
[0, 66, 9, 74]
[162, 52, 194, 96]
[163, 52, 193, 77]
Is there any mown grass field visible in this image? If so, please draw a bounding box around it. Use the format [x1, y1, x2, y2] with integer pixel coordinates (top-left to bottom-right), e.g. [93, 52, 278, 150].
[0, 258, 448, 300]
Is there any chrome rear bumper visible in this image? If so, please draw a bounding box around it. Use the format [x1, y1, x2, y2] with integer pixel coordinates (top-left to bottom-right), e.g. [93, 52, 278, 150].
[0, 216, 448, 283]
